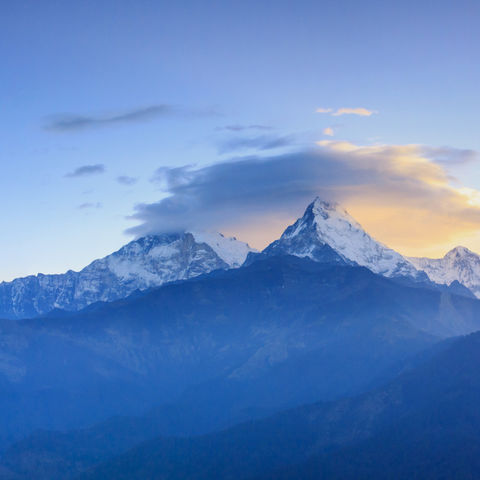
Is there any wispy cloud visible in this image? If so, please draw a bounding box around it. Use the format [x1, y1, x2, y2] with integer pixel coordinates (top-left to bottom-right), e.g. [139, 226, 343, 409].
[421, 146, 478, 165]
[77, 202, 102, 209]
[323, 127, 334, 136]
[45, 104, 217, 132]
[117, 175, 138, 186]
[127, 142, 480, 256]
[46, 105, 173, 131]
[332, 107, 377, 116]
[219, 124, 273, 132]
[65, 164, 105, 178]
[218, 134, 294, 154]
[316, 107, 377, 117]
[317, 140, 479, 167]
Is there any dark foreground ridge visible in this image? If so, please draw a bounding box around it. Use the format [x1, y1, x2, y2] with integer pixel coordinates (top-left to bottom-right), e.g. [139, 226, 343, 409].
[57, 331, 480, 479]
[1, 255, 480, 478]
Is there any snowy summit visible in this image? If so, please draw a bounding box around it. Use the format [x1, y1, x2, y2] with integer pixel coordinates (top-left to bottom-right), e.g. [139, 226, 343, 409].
[0, 231, 255, 319]
[410, 246, 480, 298]
[264, 198, 423, 279]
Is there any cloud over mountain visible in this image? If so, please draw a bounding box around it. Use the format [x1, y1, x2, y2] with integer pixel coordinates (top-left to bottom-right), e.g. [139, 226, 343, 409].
[127, 142, 480, 254]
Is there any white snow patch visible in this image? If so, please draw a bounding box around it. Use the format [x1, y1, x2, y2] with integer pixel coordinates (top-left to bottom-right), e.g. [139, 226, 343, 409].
[191, 231, 256, 267]
[409, 246, 480, 297]
[149, 243, 179, 259]
[289, 198, 420, 278]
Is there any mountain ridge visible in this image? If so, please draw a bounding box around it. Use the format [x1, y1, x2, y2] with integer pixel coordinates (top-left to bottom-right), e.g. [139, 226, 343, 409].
[62, 330, 480, 480]
[4, 255, 480, 478]
[0, 232, 254, 319]
[263, 198, 426, 280]
[5, 254, 480, 451]
[2, 197, 480, 319]
[410, 245, 480, 298]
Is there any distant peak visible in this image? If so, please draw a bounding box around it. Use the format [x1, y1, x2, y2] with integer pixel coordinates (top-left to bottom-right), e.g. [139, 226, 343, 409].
[445, 246, 476, 258]
[190, 231, 256, 267]
[270, 196, 421, 279]
[309, 197, 353, 216]
[307, 197, 361, 229]
[311, 197, 340, 211]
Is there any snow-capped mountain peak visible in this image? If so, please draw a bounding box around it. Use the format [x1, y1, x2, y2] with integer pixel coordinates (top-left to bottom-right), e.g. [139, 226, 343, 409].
[0, 231, 255, 319]
[264, 197, 423, 279]
[409, 246, 480, 298]
[191, 231, 255, 267]
[444, 245, 474, 259]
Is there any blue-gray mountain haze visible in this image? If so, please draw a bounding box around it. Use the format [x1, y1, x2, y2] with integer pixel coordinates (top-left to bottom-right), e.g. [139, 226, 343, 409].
[1, 199, 480, 479]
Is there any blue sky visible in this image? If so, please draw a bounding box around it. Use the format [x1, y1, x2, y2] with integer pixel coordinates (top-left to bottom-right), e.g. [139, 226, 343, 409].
[1, 0, 480, 280]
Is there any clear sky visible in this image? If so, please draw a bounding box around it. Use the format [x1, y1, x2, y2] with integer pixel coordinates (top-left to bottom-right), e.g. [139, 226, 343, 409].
[2, 0, 480, 280]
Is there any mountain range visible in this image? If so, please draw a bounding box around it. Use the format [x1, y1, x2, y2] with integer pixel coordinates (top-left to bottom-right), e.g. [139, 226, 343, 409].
[2, 254, 470, 449]
[2, 197, 480, 320]
[75, 329, 480, 480]
[1, 197, 480, 478]
[0, 232, 254, 319]
[410, 245, 480, 297]
[2, 254, 480, 478]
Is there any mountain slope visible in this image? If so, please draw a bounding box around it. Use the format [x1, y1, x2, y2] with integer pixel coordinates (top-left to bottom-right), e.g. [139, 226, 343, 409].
[3, 256, 480, 472]
[0, 232, 254, 319]
[2, 254, 476, 450]
[410, 246, 480, 298]
[263, 198, 424, 280]
[74, 331, 480, 480]
[258, 331, 480, 480]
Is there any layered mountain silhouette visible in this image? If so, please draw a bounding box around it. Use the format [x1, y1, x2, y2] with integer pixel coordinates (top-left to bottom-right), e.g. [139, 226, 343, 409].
[0, 255, 467, 448]
[68, 330, 480, 480]
[4, 322, 480, 480]
[1, 254, 480, 476]
[1, 197, 480, 479]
